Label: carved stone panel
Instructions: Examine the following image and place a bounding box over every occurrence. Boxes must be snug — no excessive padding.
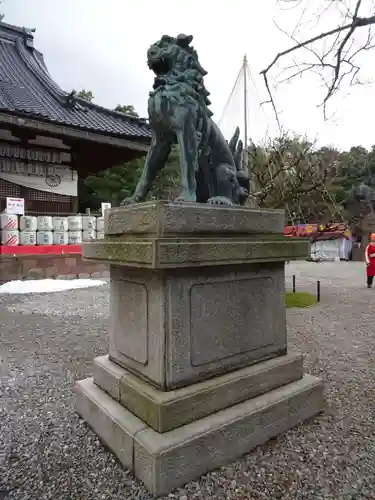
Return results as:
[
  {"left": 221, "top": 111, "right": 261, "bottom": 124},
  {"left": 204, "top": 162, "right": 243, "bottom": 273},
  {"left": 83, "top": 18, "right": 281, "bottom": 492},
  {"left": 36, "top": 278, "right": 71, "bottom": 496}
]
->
[
  {"left": 111, "top": 279, "right": 148, "bottom": 365},
  {"left": 165, "top": 263, "right": 287, "bottom": 389},
  {"left": 189, "top": 277, "right": 275, "bottom": 366},
  {"left": 108, "top": 266, "right": 166, "bottom": 388}
]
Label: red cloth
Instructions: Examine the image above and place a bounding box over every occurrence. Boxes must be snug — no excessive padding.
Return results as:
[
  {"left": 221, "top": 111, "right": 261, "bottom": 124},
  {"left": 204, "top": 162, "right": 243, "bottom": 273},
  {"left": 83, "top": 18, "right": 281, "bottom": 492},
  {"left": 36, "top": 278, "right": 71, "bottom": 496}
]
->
[{"left": 365, "top": 243, "right": 375, "bottom": 276}]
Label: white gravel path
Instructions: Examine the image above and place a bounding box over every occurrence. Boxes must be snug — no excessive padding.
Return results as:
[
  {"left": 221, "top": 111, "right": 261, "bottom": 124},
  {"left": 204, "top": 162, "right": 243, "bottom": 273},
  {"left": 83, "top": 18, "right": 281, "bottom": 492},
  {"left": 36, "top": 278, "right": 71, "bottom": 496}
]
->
[{"left": 1, "top": 262, "right": 375, "bottom": 499}]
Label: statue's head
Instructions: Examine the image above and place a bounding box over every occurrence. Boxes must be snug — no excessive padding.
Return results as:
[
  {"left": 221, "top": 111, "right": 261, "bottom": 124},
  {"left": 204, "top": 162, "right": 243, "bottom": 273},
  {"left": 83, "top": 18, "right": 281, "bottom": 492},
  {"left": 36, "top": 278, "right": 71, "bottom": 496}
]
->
[{"left": 147, "top": 34, "right": 205, "bottom": 76}]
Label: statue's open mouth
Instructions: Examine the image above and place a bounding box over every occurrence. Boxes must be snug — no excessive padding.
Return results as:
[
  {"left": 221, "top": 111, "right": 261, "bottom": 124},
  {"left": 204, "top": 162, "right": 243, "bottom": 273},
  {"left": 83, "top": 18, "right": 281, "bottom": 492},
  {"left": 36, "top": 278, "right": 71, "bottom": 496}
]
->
[{"left": 148, "top": 58, "right": 170, "bottom": 76}]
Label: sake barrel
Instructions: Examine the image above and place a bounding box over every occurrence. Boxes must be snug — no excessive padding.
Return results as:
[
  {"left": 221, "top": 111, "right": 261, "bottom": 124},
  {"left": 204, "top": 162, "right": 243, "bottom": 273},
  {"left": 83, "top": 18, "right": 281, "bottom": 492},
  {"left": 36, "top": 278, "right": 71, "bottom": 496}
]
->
[
  {"left": 96, "top": 231, "right": 105, "bottom": 240},
  {"left": 96, "top": 217, "right": 105, "bottom": 232},
  {"left": 53, "top": 216, "right": 68, "bottom": 232},
  {"left": 68, "top": 231, "right": 83, "bottom": 245},
  {"left": 1, "top": 229, "right": 19, "bottom": 246},
  {"left": 82, "top": 216, "right": 96, "bottom": 230},
  {"left": 19, "top": 231, "right": 36, "bottom": 246},
  {"left": 37, "top": 230, "right": 53, "bottom": 245},
  {"left": 20, "top": 216, "right": 37, "bottom": 231},
  {"left": 67, "top": 215, "right": 82, "bottom": 231},
  {"left": 82, "top": 229, "right": 96, "bottom": 241},
  {"left": 37, "top": 216, "right": 53, "bottom": 231},
  {"left": 53, "top": 231, "right": 69, "bottom": 245},
  {"left": 0, "top": 214, "right": 18, "bottom": 230}
]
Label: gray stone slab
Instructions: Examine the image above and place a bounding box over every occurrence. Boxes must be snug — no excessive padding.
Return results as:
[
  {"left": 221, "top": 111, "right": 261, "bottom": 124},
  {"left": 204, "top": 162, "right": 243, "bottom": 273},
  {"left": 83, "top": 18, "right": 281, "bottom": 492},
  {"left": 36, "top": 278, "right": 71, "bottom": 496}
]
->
[
  {"left": 82, "top": 236, "right": 308, "bottom": 269},
  {"left": 135, "top": 374, "right": 323, "bottom": 496},
  {"left": 108, "top": 263, "right": 288, "bottom": 390},
  {"left": 105, "top": 201, "right": 285, "bottom": 236},
  {"left": 75, "top": 375, "right": 324, "bottom": 497},
  {"left": 93, "top": 352, "right": 304, "bottom": 432},
  {"left": 74, "top": 378, "right": 147, "bottom": 470},
  {"left": 93, "top": 356, "right": 125, "bottom": 400}
]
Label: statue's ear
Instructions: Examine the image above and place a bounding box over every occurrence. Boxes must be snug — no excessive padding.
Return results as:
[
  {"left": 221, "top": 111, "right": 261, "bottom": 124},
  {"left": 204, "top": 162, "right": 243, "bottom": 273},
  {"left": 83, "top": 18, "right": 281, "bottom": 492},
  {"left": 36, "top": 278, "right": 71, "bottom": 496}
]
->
[{"left": 176, "top": 34, "right": 193, "bottom": 47}]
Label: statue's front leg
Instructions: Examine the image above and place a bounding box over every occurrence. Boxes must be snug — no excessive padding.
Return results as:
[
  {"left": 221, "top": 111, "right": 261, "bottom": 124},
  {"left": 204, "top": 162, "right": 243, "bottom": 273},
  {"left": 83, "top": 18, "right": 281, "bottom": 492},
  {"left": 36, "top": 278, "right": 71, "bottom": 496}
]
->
[
  {"left": 121, "top": 134, "right": 171, "bottom": 205},
  {"left": 175, "top": 115, "right": 197, "bottom": 203}
]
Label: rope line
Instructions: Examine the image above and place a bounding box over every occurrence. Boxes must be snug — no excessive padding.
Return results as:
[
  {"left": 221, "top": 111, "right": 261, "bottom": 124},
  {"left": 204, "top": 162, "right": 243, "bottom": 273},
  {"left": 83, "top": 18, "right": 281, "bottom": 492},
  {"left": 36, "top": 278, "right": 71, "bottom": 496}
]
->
[
  {"left": 217, "top": 65, "right": 243, "bottom": 127},
  {"left": 219, "top": 55, "right": 345, "bottom": 226}
]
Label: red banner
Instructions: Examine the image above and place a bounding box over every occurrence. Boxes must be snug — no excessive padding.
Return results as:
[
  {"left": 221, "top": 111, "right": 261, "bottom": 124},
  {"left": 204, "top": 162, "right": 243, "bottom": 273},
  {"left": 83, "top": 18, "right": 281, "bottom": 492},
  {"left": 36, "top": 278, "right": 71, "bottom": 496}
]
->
[{"left": 284, "top": 223, "right": 350, "bottom": 239}]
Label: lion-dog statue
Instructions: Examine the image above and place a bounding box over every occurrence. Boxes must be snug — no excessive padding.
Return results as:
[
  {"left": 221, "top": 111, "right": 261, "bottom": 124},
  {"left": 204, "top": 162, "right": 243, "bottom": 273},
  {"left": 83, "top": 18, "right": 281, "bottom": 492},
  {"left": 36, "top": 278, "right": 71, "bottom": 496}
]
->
[{"left": 121, "top": 34, "right": 250, "bottom": 206}]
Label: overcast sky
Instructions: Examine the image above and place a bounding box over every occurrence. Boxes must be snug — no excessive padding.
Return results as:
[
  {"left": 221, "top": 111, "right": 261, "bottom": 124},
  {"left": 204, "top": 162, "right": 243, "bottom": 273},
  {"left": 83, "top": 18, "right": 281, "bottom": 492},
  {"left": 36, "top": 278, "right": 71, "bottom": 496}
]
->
[{"left": 3, "top": 0, "right": 375, "bottom": 150}]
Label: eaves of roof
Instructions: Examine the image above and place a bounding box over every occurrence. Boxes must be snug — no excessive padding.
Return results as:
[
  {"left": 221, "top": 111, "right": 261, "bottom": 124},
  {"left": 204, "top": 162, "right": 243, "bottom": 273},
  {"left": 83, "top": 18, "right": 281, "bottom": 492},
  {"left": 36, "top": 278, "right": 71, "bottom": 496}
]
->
[{"left": 0, "top": 21, "right": 152, "bottom": 143}]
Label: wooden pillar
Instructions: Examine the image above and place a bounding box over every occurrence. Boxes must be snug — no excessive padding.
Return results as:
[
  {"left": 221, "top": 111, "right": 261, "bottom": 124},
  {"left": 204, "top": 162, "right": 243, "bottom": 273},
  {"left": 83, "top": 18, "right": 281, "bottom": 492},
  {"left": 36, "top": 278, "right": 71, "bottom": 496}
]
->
[{"left": 72, "top": 196, "right": 78, "bottom": 214}]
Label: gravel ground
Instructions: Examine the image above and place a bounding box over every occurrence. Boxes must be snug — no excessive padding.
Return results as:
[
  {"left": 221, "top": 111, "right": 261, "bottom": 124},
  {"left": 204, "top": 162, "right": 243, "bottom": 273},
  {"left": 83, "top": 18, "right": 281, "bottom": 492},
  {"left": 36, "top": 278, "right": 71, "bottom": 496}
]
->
[{"left": 1, "top": 262, "right": 375, "bottom": 499}]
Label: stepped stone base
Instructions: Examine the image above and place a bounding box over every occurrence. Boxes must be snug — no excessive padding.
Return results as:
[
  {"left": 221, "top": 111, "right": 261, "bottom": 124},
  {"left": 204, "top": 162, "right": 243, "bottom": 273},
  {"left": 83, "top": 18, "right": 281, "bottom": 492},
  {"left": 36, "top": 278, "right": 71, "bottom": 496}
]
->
[
  {"left": 93, "top": 352, "right": 304, "bottom": 432},
  {"left": 76, "top": 202, "right": 322, "bottom": 496},
  {"left": 75, "top": 374, "right": 323, "bottom": 496}
]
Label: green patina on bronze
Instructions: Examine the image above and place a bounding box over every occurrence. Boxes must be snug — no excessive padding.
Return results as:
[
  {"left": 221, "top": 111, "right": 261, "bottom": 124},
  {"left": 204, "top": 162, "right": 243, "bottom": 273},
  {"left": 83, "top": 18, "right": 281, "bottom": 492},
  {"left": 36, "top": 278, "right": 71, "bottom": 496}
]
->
[{"left": 121, "top": 34, "right": 249, "bottom": 207}]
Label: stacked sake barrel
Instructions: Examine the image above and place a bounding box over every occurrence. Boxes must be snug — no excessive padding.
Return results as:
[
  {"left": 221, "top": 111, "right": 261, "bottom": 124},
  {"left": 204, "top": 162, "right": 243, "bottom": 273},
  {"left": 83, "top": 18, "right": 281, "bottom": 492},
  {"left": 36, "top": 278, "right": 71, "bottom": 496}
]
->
[
  {"left": 0, "top": 214, "right": 20, "bottom": 246},
  {"left": 0, "top": 214, "right": 105, "bottom": 247}
]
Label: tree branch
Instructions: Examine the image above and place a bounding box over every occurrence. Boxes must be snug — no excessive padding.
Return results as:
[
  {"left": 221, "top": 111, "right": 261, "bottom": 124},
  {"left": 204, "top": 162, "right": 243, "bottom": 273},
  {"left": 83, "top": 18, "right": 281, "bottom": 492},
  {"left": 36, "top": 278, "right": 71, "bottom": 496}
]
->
[{"left": 260, "top": 0, "right": 375, "bottom": 124}]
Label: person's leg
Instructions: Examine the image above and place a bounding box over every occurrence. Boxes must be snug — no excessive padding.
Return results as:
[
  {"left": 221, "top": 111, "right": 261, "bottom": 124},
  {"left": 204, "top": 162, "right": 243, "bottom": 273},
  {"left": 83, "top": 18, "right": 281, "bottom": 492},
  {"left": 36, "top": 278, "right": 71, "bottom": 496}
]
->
[{"left": 367, "top": 275, "right": 374, "bottom": 288}]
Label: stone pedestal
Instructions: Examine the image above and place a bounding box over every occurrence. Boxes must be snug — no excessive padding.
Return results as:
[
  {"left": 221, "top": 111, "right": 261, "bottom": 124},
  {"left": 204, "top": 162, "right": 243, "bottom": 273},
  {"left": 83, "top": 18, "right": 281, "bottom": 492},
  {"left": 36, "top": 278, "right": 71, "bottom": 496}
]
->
[{"left": 75, "top": 201, "right": 323, "bottom": 496}]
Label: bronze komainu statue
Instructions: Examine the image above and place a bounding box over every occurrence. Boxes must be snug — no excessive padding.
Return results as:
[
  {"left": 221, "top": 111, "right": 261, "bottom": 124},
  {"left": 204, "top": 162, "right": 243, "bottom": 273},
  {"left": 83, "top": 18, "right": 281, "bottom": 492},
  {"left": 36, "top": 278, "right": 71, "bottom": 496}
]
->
[{"left": 121, "top": 34, "right": 250, "bottom": 206}]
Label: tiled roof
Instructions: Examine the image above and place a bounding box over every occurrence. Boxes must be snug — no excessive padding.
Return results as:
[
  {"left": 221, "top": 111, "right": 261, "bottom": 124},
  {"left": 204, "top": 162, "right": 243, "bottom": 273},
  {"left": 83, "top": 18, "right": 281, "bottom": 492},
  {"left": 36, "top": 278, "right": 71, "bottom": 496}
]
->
[{"left": 0, "top": 22, "right": 151, "bottom": 140}]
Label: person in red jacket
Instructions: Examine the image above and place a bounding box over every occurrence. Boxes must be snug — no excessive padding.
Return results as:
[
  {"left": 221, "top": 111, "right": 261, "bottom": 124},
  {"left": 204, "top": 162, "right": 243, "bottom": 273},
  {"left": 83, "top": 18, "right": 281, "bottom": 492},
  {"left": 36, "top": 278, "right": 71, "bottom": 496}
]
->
[{"left": 365, "top": 233, "right": 375, "bottom": 288}]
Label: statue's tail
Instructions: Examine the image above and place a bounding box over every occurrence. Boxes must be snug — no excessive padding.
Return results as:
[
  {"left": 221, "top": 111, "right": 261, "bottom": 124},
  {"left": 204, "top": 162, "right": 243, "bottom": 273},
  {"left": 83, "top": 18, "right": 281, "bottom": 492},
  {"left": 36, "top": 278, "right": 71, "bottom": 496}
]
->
[
  {"left": 228, "top": 127, "right": 240, "bottom": 155},
  {"left": 228, "top": 127, "right": 244, "bottom": 171}
]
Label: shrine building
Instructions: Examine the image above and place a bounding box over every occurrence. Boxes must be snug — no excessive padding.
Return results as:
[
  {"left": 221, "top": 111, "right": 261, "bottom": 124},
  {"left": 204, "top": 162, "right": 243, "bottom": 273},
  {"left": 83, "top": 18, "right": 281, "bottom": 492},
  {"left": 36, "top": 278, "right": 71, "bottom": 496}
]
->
[{"left": 0, "top": 21, "right": 151, "bottom": 215}]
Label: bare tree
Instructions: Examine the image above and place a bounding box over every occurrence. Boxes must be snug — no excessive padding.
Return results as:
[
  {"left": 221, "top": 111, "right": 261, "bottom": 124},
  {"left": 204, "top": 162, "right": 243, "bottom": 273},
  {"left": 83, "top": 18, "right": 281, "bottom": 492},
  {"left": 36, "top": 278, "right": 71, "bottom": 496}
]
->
[
  {"left": 261, "top": 0, "right": 375, "bottom": 125},
  {"left": 249, "top": 134, "right": 341, "bottom": 223}
]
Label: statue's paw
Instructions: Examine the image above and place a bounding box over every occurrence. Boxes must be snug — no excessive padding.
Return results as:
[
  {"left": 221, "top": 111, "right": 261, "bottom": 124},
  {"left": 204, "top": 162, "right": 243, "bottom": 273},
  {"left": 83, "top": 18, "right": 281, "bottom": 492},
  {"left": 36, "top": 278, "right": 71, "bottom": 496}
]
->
[
  {"left": 120, "top": 195, "right": 141, "bottom": 206},
  {"left": 207, "top": 196, "right": 234, "bottom": 206}
]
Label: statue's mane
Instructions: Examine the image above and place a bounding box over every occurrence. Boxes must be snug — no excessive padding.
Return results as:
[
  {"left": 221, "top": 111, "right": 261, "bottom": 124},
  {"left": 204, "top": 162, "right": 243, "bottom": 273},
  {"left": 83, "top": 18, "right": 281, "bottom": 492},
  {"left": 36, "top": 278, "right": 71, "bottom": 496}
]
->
[{"left": 160, "top": 34, "right": 213, "bottom": 116}]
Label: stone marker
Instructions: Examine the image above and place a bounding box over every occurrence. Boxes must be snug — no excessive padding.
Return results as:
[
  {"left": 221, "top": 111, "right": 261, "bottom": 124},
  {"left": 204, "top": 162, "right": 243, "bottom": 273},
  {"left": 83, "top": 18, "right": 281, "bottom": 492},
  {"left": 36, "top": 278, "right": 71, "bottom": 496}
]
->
[{"left": 74, "top": 33, "right": 323, "bottom": 497}]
